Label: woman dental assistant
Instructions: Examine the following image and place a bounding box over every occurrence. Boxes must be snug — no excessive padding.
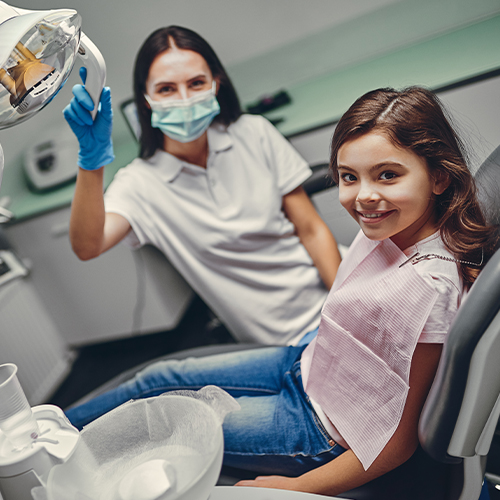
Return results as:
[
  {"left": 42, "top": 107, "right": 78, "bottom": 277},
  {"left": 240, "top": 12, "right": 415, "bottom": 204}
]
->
[{"left": 64, "top": 26, "right": 341, "bottom": 345}]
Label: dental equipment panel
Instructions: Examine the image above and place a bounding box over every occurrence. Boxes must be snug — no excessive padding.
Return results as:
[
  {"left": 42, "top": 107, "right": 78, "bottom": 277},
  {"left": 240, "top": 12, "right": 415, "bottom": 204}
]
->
[
  {"left": 0, "top": 366, "right": 80, "bottom": 500},
  {"left": 23, "top": 133, "right": 79, "bottom": 191}
]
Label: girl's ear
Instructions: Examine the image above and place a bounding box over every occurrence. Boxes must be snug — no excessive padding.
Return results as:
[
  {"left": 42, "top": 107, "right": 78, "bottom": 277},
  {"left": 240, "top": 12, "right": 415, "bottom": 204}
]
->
[{"left": 433, "top": 170, "right": 451, "bottom": 195}]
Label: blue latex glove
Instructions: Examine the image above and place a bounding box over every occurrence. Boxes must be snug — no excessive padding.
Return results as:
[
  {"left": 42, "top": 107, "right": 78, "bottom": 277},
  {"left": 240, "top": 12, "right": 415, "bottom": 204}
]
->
[{"left": 63, "top": 67, "right": 115, "bottom": 171}]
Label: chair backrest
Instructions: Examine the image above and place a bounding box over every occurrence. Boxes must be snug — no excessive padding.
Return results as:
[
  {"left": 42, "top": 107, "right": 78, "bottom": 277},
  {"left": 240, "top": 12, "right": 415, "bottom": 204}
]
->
[
  {"left": 301, "top": 163, "right": 334, "bottom": 196},
  {"left": 417, "top": 145, "right": 500, "bottom": 499},
  {"left": 419, "top": 246, "right": 500, "bottom": 461},
  {"left": 475, "top": 144, "right": 500, "bottom": 228}
]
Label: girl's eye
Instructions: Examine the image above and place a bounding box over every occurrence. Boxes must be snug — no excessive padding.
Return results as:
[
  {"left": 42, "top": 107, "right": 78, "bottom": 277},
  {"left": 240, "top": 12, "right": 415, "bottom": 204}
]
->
[
  {"left": 340, "top": 173, "right": 357, "bottom": 183},
  {"left": 380, "top": 171, "right": 396, "bottom": 180}
]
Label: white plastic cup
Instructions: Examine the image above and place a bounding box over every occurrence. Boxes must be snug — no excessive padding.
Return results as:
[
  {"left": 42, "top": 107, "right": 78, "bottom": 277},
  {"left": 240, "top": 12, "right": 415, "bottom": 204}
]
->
[{"left": 0, "top": 363, "right": 40, "bottom": 449}]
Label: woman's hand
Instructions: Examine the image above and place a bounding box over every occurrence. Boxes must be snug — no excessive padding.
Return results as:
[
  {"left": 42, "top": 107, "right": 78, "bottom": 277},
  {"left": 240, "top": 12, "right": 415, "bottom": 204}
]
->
[
  {"left": 63, "top": 67, "right": 115, "bottom": 171},
  {"left": 236, "top": 475, "right": 301, "bottom": 491}
]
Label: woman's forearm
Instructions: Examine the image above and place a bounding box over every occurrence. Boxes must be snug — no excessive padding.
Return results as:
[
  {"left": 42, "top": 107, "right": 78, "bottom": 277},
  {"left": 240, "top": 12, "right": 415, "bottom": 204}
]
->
[
  {"left": 282, "top": 187, "right": 341, "bottom": 290},
  {"left": 69, "top": 167, "right": 106, "bottom": 260},
  {"left": 299, "top": 222, "right": 341, "bottom": 290}
]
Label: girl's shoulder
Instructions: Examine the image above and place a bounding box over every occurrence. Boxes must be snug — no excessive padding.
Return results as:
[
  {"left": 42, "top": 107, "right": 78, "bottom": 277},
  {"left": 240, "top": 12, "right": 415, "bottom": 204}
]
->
[{"left": 406, "top": 233, "right": 463, "bottom": 296}]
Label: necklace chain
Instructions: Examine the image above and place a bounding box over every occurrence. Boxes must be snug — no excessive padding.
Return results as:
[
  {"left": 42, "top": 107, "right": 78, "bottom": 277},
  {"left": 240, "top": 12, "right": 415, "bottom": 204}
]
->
[{"left": 400, "top": 250, "right": 484, "bottom": 268}]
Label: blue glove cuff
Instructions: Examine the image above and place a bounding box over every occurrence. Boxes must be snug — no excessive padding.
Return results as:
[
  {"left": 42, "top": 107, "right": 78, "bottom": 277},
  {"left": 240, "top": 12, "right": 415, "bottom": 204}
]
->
[{"left": 78, "top": 140, "right": 115, "bottom": 171}]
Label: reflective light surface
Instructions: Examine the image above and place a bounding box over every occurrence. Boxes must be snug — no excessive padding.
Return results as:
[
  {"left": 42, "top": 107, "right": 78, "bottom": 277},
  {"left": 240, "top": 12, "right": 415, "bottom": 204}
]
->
[{"left": 0, "top": 11, "right": 81, "bottom": 129}]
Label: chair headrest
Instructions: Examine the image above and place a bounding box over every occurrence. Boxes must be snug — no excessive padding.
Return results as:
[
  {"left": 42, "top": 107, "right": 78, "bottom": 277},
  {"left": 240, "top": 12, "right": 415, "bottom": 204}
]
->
[{"left": 475, "top": 144, "right": 500, "bottom": 227}]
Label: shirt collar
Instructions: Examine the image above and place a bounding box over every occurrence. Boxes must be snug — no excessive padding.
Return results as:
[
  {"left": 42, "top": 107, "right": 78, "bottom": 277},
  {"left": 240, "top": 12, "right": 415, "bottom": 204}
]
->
[
  {"left": 207, "top": 122, "right": 233, "bottom": 153},
  {"left": 148, "top": 149, "right": 184, "bottom": 183},
  {"left": 402, "top": 231, "right": 441, "bottom": 256},
  {"left": 149, "top": 123, "right": 233, "bottom": 183}
]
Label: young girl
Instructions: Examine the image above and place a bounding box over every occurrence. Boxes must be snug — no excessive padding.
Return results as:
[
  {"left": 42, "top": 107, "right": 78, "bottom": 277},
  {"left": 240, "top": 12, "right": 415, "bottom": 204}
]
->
[{"left": 66, "top": 87, "right": 494, "bottom": 496}]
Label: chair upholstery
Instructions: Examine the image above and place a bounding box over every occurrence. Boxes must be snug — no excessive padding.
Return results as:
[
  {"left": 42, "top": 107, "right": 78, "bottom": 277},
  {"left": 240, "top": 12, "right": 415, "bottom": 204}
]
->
[
  {"left": 302, "top": 163, "right": 335, "bottom": 196},
  {"left": 419, "top": 251, "right": 500, "bottom": 464},
  {"left": 68, "top": 344, "right": 259, "bottom": 409},
  {"left": 475, "top": 144, "right": 500, "bottom": 228},
  {"left": 417, "top": 244, "right": 500, "bottom": 500}
]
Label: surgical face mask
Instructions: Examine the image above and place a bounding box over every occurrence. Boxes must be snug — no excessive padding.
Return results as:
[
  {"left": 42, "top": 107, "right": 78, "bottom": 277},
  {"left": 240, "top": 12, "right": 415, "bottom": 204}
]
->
[{"left": 145, "top": 81, "right": 220, "bottom": 143}]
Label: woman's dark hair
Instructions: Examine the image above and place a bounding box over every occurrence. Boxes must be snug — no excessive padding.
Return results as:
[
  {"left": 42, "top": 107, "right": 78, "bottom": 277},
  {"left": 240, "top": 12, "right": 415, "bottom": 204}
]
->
[
  {"left": 133, "top": 26, "right": 242, "bottom": 159},
  {"left": 330, "top": 86, "right": 494, "bottom": 286}
]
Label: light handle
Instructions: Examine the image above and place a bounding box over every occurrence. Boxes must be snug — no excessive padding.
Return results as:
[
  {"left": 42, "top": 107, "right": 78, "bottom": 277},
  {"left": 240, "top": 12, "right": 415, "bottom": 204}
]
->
[{"left": 78, "top": 32, "right": 106, "bottom": 120}]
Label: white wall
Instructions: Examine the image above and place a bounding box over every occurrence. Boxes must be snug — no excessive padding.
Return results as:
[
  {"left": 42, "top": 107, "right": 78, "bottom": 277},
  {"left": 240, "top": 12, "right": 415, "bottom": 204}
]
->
[
  {"left": 291, "top": 75, "right": 500, "bottom": 171},
  {"left": 440, "top": 77, "right": 500, "bottom": 173},
  {"left": 290, "top": 75, "right": 500, "bottom": 247}
]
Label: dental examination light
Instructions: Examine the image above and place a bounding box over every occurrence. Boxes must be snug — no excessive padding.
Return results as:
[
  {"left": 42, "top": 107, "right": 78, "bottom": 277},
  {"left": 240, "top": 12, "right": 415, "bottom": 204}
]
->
[
  {"left": 0, "top": 1, "right": 105, "bottom": 128},
  {"left": 0, "top": 0, "right": 106, "bottom": 200},
  {"left": 0, "top": 3, "right": 105, "bottom": 499}
]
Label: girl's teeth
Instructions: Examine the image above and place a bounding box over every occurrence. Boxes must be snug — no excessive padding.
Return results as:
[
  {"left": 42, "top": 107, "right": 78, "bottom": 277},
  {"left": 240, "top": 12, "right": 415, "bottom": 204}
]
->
[{"left": 363, "top": 213, "right": 383, "bottom": 218}]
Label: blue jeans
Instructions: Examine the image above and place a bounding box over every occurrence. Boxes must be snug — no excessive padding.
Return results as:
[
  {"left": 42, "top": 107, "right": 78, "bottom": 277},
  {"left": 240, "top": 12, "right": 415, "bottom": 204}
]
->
[{"left": 65, "top": 344, "right": 345, "bottom": 475}]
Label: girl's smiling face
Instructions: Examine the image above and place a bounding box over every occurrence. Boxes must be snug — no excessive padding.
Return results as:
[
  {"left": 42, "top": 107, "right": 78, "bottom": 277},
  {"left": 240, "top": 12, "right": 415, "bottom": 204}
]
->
[{"left": 337, "top": 131, "right": 449, "bottom": 250}]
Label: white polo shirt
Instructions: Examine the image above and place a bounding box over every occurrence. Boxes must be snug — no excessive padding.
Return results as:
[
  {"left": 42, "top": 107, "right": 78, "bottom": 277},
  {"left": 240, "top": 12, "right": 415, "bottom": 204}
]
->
[{"left": 104, "top": 114, "right": 328, "bottom": 344}]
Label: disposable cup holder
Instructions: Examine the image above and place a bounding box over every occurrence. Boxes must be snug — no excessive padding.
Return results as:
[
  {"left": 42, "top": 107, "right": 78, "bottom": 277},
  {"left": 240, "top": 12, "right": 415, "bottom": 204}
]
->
[{"left": 0, "top": 363, "right": 39, "bottom": 449}]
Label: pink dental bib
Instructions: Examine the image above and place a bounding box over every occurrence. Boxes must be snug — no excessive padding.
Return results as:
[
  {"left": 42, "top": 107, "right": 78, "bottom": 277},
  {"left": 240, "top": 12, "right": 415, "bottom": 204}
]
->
[{"left": 304, "top": 231, "right": 438, "bottom": 469}]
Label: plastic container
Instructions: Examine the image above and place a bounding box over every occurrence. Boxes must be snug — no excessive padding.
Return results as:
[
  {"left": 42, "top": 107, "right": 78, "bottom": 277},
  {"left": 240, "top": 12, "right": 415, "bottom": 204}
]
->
[
  {"left": 0, "top": 363, "right": 39, "bottom": 449},
  {"left": 44, "top": 386, "right": 239, "bottom": 500},
  {"left": 0, "top": 405, "right": 80, "bottom": 500}
]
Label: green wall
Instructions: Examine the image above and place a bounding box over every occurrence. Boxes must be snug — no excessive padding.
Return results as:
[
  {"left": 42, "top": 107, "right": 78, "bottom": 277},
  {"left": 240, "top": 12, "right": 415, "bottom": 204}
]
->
[{"left": 3, "top": 0, "right": 500, "bottom": 221}]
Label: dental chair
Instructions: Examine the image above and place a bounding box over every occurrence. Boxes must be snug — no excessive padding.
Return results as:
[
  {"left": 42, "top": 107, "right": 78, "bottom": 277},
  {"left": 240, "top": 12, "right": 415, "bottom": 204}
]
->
[
  {"left": 302, "top": 162, "right": 333, "bottom": 195},
  {"left": 68, "top": 146, "right": 500, "bottom": 499}
]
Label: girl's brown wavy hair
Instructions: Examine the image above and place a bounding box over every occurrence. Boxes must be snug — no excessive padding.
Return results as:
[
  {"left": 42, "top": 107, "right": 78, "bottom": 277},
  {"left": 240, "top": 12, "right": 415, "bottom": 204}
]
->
[{"left": 330, "top": 86, "right": 495, "bottom": 286}]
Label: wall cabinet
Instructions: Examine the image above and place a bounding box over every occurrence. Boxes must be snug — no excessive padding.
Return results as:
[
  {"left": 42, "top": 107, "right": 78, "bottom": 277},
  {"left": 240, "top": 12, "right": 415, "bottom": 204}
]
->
[
  {"left": 0, "top": 276, "right": 72, "bottom": 405},
  {"left": 4, "top": 206, "right": 193, "bottom": 347}
]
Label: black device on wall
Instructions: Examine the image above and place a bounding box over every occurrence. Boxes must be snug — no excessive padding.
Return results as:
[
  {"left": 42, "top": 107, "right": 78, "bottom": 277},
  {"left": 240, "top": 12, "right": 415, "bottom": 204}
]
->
[{"left": 120, "top": 99, "right": 141, "bottom": 142}]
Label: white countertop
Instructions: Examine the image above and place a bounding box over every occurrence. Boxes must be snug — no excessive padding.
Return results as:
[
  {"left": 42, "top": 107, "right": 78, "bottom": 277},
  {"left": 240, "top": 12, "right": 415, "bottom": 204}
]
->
[{"left": 209, "top": 486, "right": 350, "bottom": 499}]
